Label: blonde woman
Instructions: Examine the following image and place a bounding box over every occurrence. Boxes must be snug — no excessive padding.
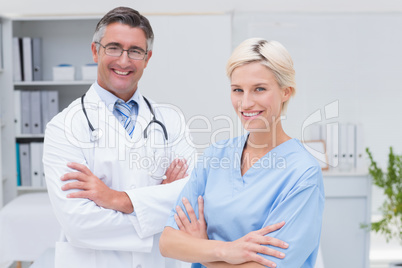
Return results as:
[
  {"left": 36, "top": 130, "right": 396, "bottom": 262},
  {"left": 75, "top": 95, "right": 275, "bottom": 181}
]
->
[{"left": 160, "top": 38, "right": 324, "bottom": 268}]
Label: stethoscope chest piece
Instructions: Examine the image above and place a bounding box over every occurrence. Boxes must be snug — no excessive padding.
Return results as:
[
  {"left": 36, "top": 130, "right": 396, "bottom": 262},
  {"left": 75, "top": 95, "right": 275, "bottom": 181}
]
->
[{"left": 90, "top": 128, "right": 102, "bottom": 142}]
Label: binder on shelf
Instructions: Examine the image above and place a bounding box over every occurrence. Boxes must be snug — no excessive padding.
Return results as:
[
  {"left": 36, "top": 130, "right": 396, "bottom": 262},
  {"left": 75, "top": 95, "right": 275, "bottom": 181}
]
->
[
  {"left": 20, "top": 91, "right": 31, "bottom": 134},
  {"left": 12, "top": 37, "right": 22, "bottom": 81},
  {"left": 14, "top": 90, "right": 22, "bottom": 136},
  {"left": 30, "top": 91, "right": 42, "bottom": 134},
  {"left": 326, "top": 123, "right": 339, "bottom": 168},
  {"left": 30, "top": 142, "right": 43, "bottom": 187},
  {"left": 346, "top": 124, "right": 356, "bottom": 169},
  {"left": 16, "top": 143, "right": 21, "bottom": 186},
  {"left": 41, "top": 91, "right": 59, "bottom": 132},
  {"left": 355, "top": 123, "right": 366, "bottom": 171},
  {"left": 32, "top": 37, "right": 42, "bottom": 81},
  {"left": 19, "top": 143, "right": 31, "bottom": 186},
  {"left": 40, "top": 143, "right": 45, "bottom": 187},
  {"left": 22, "top": 37, "right": 33, "bottom": 82},
  {"left": 40, "top": 91, "right": 49, "bottom": 133},
  {"left": 48, "top": 91, "right": 59, "bottom": 119},
  {"left": 338, "top": 123, "right": 349, "bottom": 170}
]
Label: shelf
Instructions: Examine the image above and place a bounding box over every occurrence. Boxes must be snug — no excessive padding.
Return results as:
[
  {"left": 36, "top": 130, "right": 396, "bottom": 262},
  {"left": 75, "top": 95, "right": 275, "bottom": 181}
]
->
[
  {"left": 322, "top": 170, "right": 368, "bottom": 177},
  {"left": 16, "top": 134, "right": 45, "bottom": 139},
  {"left": 17, "top": 186, "right": 47, "bottom": 191},
  {"left": 14, "top": 80, "right": 94, "bottom": 86},
  {"left": 6, "top": 14, "right": 102, "bottom": 21}
]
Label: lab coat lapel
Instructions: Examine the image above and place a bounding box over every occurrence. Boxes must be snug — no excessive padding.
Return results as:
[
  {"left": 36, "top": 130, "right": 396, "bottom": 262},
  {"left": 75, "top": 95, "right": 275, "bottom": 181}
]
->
[
  {"left": 130, "top": 92, "right": 152, "bottom": 148},
  {"left": 85, "top": 88, "right": 152, "bottom": 150}
]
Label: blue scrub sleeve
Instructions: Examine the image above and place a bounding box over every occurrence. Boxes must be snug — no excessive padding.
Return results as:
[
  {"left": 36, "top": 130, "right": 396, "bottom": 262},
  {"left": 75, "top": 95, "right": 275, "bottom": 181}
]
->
[
  {"left": 260, "top": 166, "right": 325, "bottom": 268},
  {"left": 165, "top": 146, "right": 212, "bottom": 229}
]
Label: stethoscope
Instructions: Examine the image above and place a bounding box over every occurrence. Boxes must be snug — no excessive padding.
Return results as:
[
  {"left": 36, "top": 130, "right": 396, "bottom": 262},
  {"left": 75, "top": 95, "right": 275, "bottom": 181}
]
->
[{"left": 81, "top": 93, "right": 169, "bottom": 180}]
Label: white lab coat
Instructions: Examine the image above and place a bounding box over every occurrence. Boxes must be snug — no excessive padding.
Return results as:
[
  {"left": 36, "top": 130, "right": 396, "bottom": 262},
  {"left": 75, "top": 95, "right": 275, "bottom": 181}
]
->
[{"left": 43, "top": 85, "right": 196, "bottom": 268}]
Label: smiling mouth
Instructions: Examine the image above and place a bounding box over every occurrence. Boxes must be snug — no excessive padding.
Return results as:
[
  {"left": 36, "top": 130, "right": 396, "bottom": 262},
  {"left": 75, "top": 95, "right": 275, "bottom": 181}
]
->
[
  {"left": 242, "top": 111, "right": 262, "bottom": 118},
  {"left": 113, "top": 69, "right": 131, "bottom": 75}
]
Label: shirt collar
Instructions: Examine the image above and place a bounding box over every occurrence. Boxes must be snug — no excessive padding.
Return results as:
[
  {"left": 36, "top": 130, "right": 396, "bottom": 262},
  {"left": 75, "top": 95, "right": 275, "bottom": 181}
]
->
[{"left": 93, "top": 81, "right": 140, "bottom": 113}]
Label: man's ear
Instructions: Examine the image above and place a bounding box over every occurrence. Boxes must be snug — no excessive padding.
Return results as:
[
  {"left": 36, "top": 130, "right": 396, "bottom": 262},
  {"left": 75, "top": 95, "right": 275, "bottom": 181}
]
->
[
  {"left": 144, "top": 50, "right": 152, "bottom": 68},
  {"left": 91, "top": 42, "right": 99, "bottom": 63}
]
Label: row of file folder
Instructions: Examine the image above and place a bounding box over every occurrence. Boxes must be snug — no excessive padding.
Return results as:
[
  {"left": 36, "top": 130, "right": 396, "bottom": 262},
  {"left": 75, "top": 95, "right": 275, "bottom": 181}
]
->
[
  {"left": 303, "top": 123, "right": 365, "bottom": 171},
  {"left": 16, "top": 142, "right": 45, "bottom": 187},
  {"left": 14, "top": 90, "right": 59, "bottom": 135},
  {"left": 13, "top": 37, "right": 42, "bottom": 82}
]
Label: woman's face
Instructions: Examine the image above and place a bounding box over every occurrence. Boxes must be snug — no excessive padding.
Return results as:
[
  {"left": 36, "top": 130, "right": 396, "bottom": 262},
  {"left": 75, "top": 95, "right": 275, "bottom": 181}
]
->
[{"left": 230, "top": 62, "right": 291, "bottom": 133}]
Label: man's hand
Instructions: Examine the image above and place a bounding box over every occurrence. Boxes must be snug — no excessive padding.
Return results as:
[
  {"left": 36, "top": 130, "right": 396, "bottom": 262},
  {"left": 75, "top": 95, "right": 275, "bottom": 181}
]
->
[
  {"left": 163, "top": 158, "right": 188, "bottom": 184},
  {"left": 61, "top": 162, "right": 133, "bottom": 213},
  {"left": 175, "top": 196, "right": 208, "bottom": 239}
]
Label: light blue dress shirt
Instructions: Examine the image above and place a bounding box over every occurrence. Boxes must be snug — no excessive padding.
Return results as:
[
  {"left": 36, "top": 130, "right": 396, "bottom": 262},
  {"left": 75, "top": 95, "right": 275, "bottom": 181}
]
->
[
  {"left": 166, "top": 135, "right": 325, "bottom": 268},
  {"left": 93, "top": 81, "right": 139, "bottom": 127}
]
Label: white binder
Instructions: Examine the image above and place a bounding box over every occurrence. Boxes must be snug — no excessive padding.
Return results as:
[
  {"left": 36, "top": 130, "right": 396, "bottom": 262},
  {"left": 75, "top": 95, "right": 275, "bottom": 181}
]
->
[
  {"left": 41, "top": 91, "right": 59, "bottom": 132},
  {"left": 22, "top": 37, "right": 33, "bottom": 82},
  {"left": 39, "top": 142, "right": 45, "bottom": 187},
  {"left": 326, "top": 123, "right": 339, "bottom": 168},
  {"left": 48, "top": 91, "right": 59, "bottom": 121},
  {"left": 40, "top": 91, "right": 49, "bottom": 133},
  {"left": 32, "top": 37, "right": 42, "bottom": 81},
  {"left": 19, "top": 143, "right": 31, "bottom": 186},
  {"left": 338, "top": 123, "right": 349, "bottom": 171},
  {"left": 30, "top": 91, "right": 42, "bottom": 134},
  {"left": 21, "top": 91, "right": 31, "bottom": 134},
  {"left": 355, "top": 123, "right": 366, "bottom": 172},
  {"left": 14, "top": 90, "right": 22, "bottom": 136},
  {"left": 346, "top": 124, "right": 356, "bottom": 169},
  {"left": 12, "top": 37, "right": 22, "bottom": 82},
  {"left": 30, "top": 142, "right": 43, "bottom": 187}
]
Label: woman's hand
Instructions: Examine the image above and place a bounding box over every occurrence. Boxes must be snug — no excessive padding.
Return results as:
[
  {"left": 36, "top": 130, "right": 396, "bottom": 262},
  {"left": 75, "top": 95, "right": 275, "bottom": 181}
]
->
[
  {"left": 174, "top": 196, "right": 208, "bottom": 239},
  {"left": 216, "top": 221, "right": 288, "bottom": 267}
]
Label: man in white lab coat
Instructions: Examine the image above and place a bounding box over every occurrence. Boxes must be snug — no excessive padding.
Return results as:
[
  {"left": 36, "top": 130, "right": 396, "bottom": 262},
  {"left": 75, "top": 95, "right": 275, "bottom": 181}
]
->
[{"left": 43, "top": 6, "right": 195, "bottom": 268}]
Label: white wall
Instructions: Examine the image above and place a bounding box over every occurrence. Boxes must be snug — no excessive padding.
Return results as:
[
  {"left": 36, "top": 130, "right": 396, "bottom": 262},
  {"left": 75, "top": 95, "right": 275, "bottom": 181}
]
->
[{"left": 2, "top": 0, "right": 402, "bottom": 15}]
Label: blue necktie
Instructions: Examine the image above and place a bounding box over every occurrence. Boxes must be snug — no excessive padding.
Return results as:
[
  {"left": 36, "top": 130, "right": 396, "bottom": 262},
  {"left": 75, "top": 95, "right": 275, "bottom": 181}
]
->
[{"left": 114, "top": 99, "right": 136, "bottom": 137}]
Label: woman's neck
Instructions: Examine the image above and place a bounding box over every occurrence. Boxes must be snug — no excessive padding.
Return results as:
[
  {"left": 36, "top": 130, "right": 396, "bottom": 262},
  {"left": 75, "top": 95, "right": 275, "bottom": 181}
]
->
[{"left": 246, "top": 123, "right": 290, "bottom": 154}]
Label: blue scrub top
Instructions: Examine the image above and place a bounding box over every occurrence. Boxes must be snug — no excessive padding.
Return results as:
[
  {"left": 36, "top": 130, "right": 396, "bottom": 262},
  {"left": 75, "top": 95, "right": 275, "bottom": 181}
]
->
[{"left": 166, "top": 135, "right": 325, "bottom": 268}]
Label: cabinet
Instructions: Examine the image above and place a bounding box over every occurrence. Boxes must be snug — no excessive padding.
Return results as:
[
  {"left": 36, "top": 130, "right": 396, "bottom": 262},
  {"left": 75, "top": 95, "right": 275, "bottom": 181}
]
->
[
  {"left": 321, "top": 172, "right": 371, "bottom": 268},
  {"left": 0, "top": 15, "right": 100, "bottom": 207}
]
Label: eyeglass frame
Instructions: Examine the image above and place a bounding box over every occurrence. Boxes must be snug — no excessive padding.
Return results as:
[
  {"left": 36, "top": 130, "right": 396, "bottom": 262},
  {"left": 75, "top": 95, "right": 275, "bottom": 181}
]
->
[{"left": 95, "top": 41, "right": 148, "bottom": 60}]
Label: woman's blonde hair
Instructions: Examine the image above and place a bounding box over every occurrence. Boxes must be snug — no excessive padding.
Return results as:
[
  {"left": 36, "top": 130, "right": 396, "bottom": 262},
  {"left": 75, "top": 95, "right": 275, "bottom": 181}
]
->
[{"left": 226, "top": 38, "right": 296, "bottom": 114}]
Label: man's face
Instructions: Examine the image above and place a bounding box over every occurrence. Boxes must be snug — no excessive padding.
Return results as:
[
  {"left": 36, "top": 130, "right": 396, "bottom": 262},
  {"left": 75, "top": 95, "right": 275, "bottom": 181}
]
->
[{"left": 92, "top": 22, "right": 152, "bottom": 101}]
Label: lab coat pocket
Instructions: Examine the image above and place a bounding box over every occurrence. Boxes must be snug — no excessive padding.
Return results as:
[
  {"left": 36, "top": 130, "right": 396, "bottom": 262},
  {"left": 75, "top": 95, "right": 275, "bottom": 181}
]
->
[{"left": 55, "top": 242, "right": 96, "bottom": 268}]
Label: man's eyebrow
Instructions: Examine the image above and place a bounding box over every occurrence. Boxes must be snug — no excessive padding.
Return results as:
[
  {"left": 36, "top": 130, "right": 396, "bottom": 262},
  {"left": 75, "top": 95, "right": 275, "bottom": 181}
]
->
[
  {"left": 104, "top": 42, "right": 122, "bottom": 47},
  {"left": 104, "top": 42, "right": 146, "bottom": 52},
  {"left": 129, "top": 46, "right": 146, "bottom": 52}
]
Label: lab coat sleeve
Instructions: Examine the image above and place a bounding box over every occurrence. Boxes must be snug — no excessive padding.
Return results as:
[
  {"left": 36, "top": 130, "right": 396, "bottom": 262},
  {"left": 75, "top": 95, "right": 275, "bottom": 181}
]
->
[
  {"left": 260, "top": 166, "right": 325, "bottom": 268},
  {"left": 43, "top": 104, "right": 153, "bottom": 252},
  {"left": 125, "top": 121, "right": 197, "bottom": 238}
]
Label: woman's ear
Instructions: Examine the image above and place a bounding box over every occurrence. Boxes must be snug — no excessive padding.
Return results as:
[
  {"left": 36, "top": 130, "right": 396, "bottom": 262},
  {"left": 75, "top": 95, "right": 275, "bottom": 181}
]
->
[{"left": 282, "top": 87, "right": 293, "bottom": 103}]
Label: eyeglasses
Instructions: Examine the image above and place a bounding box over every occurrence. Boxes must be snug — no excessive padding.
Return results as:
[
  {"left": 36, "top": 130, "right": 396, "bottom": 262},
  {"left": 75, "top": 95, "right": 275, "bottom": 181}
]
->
[{"left": 95, "top": 42, "right": 148, "bottom": 60}]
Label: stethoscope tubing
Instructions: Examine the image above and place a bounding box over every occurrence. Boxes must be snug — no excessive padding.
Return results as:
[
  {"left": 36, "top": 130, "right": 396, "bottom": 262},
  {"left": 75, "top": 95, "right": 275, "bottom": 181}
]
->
[
  {"left": 80, "top": 93, "right": 168, "bottom": 141},
  {"left": 81, "top": 93, "right": 169, "bottom": 180}
]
